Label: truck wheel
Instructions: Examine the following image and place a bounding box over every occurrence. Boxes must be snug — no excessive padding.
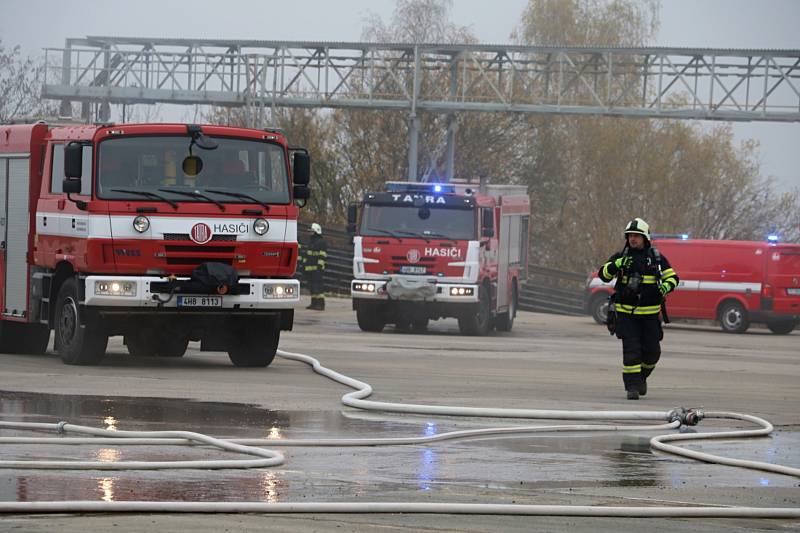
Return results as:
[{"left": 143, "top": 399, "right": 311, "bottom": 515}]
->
[
  {"left": 227, "top": 317, "right": 280, "bottom": 367},
  {"left": 767, "top": 319, "right": 796, "bottom": 335},
  {"left": 356, "top": 304, "right": 385, "bottom": 332},
  {"left": 55, "top": 278, "right": 108, "bottom": 365},
  {"left": 590, "top": 293, "right": 610, "bottom": 325},
  {"left": 458, "top": 285, "right": 491, "bottom": 336},
  {"left": 718, "top": 300, "right": 750, "bottom": 334},
  {"left": 495, "top": 283, "right": 517, "bottom": 332}
]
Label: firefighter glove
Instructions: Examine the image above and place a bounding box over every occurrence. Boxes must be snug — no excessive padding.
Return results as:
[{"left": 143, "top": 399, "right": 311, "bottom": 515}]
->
[
  {"left": 659, "top": 283, "right": 670, "bottom": 296},
  {"left": 614, "top": 256, "right": 633, "bottom": 270}
]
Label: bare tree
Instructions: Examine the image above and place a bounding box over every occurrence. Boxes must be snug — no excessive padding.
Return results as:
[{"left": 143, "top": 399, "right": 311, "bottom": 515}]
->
[
  {"left": 514, "top": 0, "right": 799, "bottom": 272},
  {"left": 0, "top": 40, "right": 58, "bottom": 122}
]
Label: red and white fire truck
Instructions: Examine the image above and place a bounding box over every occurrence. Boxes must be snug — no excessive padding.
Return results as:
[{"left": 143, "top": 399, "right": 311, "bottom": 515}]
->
[
  {"left": 0, "top": 121, "right": 310, "bottom": 365},
  {"left": 347, "top": 181, "right": 530, "bottom": 335},
  {"left": 586, "top": 237, "right": 800, "bottom": 334}
]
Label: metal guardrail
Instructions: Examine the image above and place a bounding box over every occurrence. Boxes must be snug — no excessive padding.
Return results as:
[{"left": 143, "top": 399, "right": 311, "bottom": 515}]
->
[{"left": 299, "top": 230, "right": 587, "bottom": 316}]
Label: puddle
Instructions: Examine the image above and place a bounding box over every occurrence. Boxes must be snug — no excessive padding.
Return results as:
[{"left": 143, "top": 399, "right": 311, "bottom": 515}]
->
[{"left": 1, "top": 391, "right": 798, "bottom": 503}]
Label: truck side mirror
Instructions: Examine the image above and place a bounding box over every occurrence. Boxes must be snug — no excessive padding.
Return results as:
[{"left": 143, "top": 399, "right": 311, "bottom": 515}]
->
[
  {"left": 63, "top": 142, "right": 83, "bottom": 194},
  {"left": 293, "top": 184, "right": 310, "bottom": 201},
  {"left": 481, "top": 209, "right": 494, "bottom": 238},
  {"left": 293, "top": 152, "right": 310, "bottom": 185},
  {"left": 346, "top": 203, "right": 358, "bottom": 236}
]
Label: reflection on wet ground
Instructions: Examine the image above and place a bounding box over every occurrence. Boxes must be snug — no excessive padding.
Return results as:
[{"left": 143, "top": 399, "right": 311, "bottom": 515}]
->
[{"left": 0, "top": 391, "right": 798, "bottom": 504}]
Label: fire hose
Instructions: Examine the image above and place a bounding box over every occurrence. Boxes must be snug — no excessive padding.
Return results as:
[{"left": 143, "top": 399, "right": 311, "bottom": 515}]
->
[{"left": 0, "top": 348, "right": 796, "bottom": 518}]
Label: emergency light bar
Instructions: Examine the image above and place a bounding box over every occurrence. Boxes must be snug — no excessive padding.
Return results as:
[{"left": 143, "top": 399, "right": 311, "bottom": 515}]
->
[
  {"left": 651, "top": 233, "right": 690, "bottom": 240},
  {"left": 385, "top": 181, "right": 455, "bottom": 194}
]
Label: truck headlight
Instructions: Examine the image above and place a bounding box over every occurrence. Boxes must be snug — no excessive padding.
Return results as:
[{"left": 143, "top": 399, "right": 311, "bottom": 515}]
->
[
  {"left": 263, "top": 283, "right": 296, "bottom": 299},
  {"left": 353, "top": 282, "right": 376, "bottom": 293},
  {"left": 449, "top": 286, "right": 474, "bottom": 296},
  {"left": 95, "top": 280, "right": 137, "bottom": 297},
  {"left": 253, "top": 218, "right": 269, "bottom": 235},
  {"left": 133, "top": 216, "right": 150, "bottom": 233}
]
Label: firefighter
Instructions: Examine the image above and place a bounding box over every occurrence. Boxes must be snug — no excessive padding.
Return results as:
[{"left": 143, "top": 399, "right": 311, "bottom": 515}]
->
[
  {"left": 300, "top": 222, "right": 328, "bottom": 310},
  {"left": 598, "top": 218, "right": 679, "bottom": 400}
]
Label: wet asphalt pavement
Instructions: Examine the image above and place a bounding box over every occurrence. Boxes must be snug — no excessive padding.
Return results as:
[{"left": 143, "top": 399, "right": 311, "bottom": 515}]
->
[{"left": 0, "top": 297, "right": 798, "bottom": 531}]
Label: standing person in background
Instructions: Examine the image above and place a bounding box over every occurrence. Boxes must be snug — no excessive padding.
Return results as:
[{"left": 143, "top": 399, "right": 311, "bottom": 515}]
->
[
  {"left": 300, "top": 223, "right": 328, "bottom": 310},
  {"left": 598, "top": 218, "right": 679, "bottom": 400}
]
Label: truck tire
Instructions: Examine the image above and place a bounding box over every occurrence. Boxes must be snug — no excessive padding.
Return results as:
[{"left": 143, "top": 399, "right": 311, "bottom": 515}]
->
[
  {"left": 458, "top": 285, "right": 491, "bottom": 336},
  {"left": 55, "top": 278, "right": 108, "bottom": 365},
  {"left": 227, "top": 317, "right": 280, "bottom": 367},
  {"left": 590, "top": 293, "right": 610, "bottom": 325},
  {"left": 767, "top": 319, "right": 796, "bottom": 335},
  {"left": 718, "top": 300, "right": 750, "bottom": 334},
  {"left": 495, "top": 283, "right": 517, "bottom": 332},
  {"left": 356, "top": 304, "right": 385, "bottom": 332}
]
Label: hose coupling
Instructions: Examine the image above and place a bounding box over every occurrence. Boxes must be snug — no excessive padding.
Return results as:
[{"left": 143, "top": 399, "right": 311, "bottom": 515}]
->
[
  {"left": 668, "top": 407, "right": 704, "bottom": 426},
  {"left": 56, "top": 421, "right": 68, "bottom": 434}
]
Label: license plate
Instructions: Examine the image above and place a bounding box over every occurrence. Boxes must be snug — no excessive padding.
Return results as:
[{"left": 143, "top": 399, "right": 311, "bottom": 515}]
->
[
  {"left": 177, "top": 295, "right": 223, "bottom": 307},
  {"left": 787, "top": 288, "right": 800, "bottom": 296},
  {"left": 400, "top": 266, "right": 426, "bottom": 274}
]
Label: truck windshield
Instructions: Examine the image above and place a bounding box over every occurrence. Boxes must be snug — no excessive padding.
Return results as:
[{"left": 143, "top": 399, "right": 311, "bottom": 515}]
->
[
  {"left": 97, "top": 136, "right": 289, "bottom": 204},
  {"left": 360, "top": 204, "right": 475, "bottom": 240}
]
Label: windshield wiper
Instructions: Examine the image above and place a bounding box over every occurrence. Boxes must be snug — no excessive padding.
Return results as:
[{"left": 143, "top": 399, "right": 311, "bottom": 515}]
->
[
  {"left": 109, "top": 188, "right": 179, "bottom": 209},
  {"left": 423, "top": 231, "right": 456, "bottom": 241},
  {"left": 397, "top": 230, "right": 431, "bottom": 242},
  {"left": 158, "top": 187, "right": 226, "bottom": 211},
  {"left": 204, "top": 188, "right": 270, "bottom": 211},
  {"left": 369, "top": 228, "right": 403, "bottom": 240}
]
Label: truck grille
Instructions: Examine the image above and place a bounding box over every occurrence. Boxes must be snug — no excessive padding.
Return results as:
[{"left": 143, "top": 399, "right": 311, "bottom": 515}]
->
[
  {"left": 163, "top": 244, "right": 236, "bottom": 266},
  {"left": 163, "top": 233, "right": 238, "bottom": 242}
]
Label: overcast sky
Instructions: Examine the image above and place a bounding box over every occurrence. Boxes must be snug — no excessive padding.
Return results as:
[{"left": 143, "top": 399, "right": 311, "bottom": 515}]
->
[{"left": 1, "top": 0, "right": 797, "bottom": 191}]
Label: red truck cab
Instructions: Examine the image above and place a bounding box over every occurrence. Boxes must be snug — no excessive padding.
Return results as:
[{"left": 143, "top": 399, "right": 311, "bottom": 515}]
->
[{"left": 349, "top": 181, "right": 530, "bottom": 335}]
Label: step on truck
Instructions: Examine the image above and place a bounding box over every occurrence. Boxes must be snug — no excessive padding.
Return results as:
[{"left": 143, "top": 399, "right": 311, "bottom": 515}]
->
[
  {"left": 0, "top": 122, "right": 311, "bottom": 365},
  {"left": 348, "top": 181, "right": 530, "bottom": 335}
]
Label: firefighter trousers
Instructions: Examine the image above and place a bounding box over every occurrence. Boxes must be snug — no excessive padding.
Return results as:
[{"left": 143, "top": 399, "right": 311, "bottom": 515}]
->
[{"left": 615, "top": 313, "right": 662, "bottom": 391}]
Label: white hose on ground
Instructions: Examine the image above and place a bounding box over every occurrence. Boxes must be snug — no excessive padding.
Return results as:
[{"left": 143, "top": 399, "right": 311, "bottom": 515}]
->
[
  {"left": 276, "top": 349, "right": 675, "bottom": 421},
  {"left": 650, "top": 411, "right": 800, "bottom": 477},
  {"left": 0, "top": 421, "right": 283, "bottom": 470},
  {"left": 0, "top": 501, "right": 798, "bottom": 518},
  {"left": 0, "top": 348, "right": 797, "bottom": 518}
]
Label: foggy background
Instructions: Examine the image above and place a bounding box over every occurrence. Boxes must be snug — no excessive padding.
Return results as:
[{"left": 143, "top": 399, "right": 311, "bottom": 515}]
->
[{"left": 1, "top": 0, "right": 797, "bottom": 192}]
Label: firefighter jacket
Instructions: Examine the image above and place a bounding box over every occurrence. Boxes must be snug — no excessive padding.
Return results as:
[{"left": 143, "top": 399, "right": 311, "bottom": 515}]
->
[
  {"left": 598, "top": 246, "right": 679, "bottom": 316},
  {"left": 299, "top": 234, "right": 328, "bottom": 273}
]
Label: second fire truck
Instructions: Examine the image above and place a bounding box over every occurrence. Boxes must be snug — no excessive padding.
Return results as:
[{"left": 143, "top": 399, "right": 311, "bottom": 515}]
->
[{"left": 348, "top": 181, "right": 530, "bottom": 335}]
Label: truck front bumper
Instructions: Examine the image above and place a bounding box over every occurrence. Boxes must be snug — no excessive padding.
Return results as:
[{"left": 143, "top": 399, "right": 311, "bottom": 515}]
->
[
  {"left": 83, "top": 275, "right": 299, "bottom": 309},
  {"left": 351, "top": 278, "right": 479, "bottom": 303}
]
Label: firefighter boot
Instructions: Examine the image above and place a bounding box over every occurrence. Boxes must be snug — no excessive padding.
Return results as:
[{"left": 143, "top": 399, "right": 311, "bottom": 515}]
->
[
  {"left": 627, "top": 389, "right": 640, "bottom": 400},
  {"left": 307, "top": 297, "right": 325, "bottom": 311},
  {"left": 638, "top": 380, "right": 647, "bottom": 396}
]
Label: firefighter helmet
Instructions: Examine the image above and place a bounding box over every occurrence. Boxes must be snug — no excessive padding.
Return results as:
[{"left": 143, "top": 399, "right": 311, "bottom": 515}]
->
[
  {"left": 624, "top": 218, "right": 650, "bottom": 240},
  {"left": 311, "top": 222, "right": 322, "bottom": 235}
]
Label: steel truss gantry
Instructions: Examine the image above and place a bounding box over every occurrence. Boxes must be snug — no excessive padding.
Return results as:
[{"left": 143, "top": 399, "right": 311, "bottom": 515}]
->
[{"left": 43, "top": 36, "right": 800, "bottom": 180}]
